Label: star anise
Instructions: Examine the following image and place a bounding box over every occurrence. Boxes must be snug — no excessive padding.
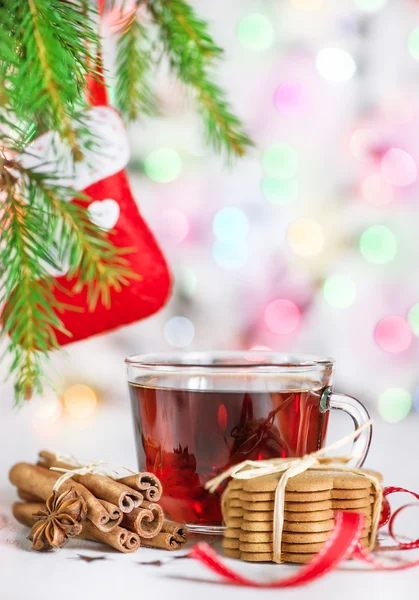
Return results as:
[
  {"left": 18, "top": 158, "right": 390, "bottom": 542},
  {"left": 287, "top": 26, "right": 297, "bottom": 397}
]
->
[{"left": 29, "top": 488, "right": 87, "bottom": 552}]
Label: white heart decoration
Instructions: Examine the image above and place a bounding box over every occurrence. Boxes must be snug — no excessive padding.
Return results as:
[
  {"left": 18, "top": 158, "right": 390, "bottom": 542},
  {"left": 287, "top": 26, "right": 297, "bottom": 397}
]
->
[{"left": 88, "top": 199, "right": 120, "bottom": 231}]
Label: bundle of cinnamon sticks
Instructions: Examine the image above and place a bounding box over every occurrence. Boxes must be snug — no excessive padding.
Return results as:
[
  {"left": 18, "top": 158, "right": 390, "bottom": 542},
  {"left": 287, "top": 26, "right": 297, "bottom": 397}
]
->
[{"left": 10, "top": 451, "right": 187, "bottom": 554}]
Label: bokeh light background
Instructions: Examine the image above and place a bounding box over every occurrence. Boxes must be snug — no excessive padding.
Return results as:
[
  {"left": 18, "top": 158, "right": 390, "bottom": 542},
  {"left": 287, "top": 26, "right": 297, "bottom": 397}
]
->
[{"left": 4, "top": 0, "right": 419, "bottom": 430}]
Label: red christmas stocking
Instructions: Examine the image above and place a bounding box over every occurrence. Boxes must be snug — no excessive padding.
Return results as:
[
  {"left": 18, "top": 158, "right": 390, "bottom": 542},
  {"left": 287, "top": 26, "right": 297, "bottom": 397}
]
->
[{"left": 15, "top": 103, "right": 171, "bottom": 345}]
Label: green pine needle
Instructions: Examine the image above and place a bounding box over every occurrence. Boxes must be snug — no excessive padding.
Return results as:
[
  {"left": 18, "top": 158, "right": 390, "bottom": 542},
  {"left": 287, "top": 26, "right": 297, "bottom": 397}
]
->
[
  {"left": 115, "top": 14, "right": 156, "bottom": 121},
  {"left": 149, "top": 0, "right": 253, "bottom": 158}
]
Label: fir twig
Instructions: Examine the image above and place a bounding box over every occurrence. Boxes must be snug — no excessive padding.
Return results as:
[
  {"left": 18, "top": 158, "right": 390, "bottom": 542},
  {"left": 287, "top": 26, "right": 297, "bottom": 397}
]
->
[
  {"left": 0, "top": 170, "right": 70, "bottom": 402},
  {"left": 5, "top": 0, "right": 99, "bottom": 154},
  {"left": 115, "top": 13, "right": 156, "bottom": 121},
  {"left": 149, "top": 0, "right": 253, "bottom": 158}
]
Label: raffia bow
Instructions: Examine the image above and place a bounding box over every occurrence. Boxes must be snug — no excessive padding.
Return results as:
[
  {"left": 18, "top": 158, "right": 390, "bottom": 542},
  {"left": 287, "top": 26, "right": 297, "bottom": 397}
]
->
[
  {"left": 205, "top": 421, "right": 382, "bottom": 564},
  {"left": 51, "top": 454, "right": 135, "bottom": 491}
]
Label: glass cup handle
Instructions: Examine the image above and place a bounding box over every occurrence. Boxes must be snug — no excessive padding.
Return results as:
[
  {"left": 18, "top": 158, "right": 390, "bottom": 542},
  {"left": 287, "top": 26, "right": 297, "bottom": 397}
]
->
[{"left": 321, "top": 388, "right": 372, "bottom": 467}]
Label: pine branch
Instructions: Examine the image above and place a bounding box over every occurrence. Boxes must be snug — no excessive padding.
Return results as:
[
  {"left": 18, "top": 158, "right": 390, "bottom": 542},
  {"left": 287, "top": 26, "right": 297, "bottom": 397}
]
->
[
  {"left": 4, "top": 0, "right": 99, "bottom": 154},
  {"left": 149, "top": 0, "right": 253, "bottom": 158},
  {"left": 0, "top": 171, "right": 70, "bottom": 403},
  {"left": 115, "top": 14, "right": 155, "bottom": 121}
]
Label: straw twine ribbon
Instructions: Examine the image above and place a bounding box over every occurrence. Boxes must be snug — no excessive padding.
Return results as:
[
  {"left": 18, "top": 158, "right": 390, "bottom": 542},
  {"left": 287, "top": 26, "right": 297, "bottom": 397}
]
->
[
  {"left": 51, "top": 454, "right": 135, "bottom": 491},
  {"left": 205, "top": 421, "right": 382, "bottom": 564}
]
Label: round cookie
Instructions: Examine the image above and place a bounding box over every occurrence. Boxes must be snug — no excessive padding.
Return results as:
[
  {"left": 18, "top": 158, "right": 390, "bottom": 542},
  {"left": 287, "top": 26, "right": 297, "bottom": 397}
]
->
[
  {"left": 282, "top": 530, "right": 331, "bottom": 543},
  {"left": 242, "top": 500, "right": 275, "bottom": 512},
  {"left": 227, "top": 498, "right": 243, "bottom": 508},
  {"left": 240, "top": 552, "right": 273, "bottom": 562},
  {"left": 222, "top": 537, "right": 240, "bottom": 550},
  {"left": 285, "top": 490, "right": 331, "bottom": 502},
  {"left": 240, "top": 531, "right": 273, "bottom": 543},
  {"left": 331, "top": 488, "right": 371, "bottom": 500},
  {"left": 281, "top": 541, "right": 326, "bottom": 553},
  {"left": 332, "top": 497, "right": 372, "bottom": 509},
  {"left": 239, "top": 542, "right": 273, "bottom": 553},
  {"left": 226, "top": 489, "right": 242, "bottom": 499},
  {"left": 239, "top": 490, "right": 331, "bottom": 503},
  {"left": 223, "top": 547, "right": 240, "bottom": 559},
  {"left": 283, "top": 519, "right": 335, "bottom": 533},
  {"left": 243, "top": 511, "right": 273, "bottom": 522},
  {"left": 281, "top": 534, "right": 369, "bottom": 554},
  {"left": 225, "top": 507, "right": 244, "bottom": 518},
  {"left": 284, "top": 499, "right": 331, "bottom": 512},
  {"left": 227, "top": 479, "right": 244, "bottom": 490},
  {"left": 281, "top": 552, "right": 315, "bottom": 564},
  {"left": 243, "top": 470, "right": 334, "bottom": 494},
  {"left": 241, "top": 520, "right": 275, "bottom": 532},
  {"left": 342, "top": 506, "right": 373, "bottom": 516},
  {"left": 284, "top": 509, "right": 334, "bottom": 522},
  {"left": 224, "top": 516, "right": 243, "bottom": 528},
  {"left": 326, "top": 471, "right": 373, "bottom": 490},
  {"left": 239, "top": 490, "right": 276, "bottom": 502},
  {"left": 224, "top": 528, "right": 240, "bottom": 539}
]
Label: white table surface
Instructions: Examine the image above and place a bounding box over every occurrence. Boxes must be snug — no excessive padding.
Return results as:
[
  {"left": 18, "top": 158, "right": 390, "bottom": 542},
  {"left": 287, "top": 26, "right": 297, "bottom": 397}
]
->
[{"left": 1, "top": 390, "right": 419, "bottom": 600}]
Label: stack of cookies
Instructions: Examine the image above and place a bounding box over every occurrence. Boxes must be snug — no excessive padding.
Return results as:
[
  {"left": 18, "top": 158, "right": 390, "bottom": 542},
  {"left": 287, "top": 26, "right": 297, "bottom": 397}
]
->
[{"left": 222, "top": 469, "right": 382, "bottom": 563}]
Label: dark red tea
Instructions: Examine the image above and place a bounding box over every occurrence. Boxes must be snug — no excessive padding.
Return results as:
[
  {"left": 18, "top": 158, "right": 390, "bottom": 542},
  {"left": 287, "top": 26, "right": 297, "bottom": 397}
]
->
[{"left": 129, "top": 380, "right": 329, "bottom": 527}]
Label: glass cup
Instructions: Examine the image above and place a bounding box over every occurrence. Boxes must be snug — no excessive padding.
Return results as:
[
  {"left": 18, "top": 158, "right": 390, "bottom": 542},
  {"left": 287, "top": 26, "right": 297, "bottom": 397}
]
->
[{"left": 126, "top": 351, "right": 371, "bottom": 534}]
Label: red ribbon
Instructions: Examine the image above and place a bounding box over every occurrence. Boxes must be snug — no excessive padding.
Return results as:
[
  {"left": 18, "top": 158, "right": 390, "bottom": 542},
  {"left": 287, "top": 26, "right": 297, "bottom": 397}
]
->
[{"left": 188, "top": 486, "right": 419, "bottom": 588}]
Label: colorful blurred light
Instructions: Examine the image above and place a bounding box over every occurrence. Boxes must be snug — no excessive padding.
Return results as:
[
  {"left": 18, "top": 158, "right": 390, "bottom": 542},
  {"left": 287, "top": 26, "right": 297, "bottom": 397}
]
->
[
  {"left": 262, "top": 143, "right": 299, "bottom": 180},
  {"left": 212, "top": 207, "right": 249, "bottom": 241},
  {"left": 62, "top": 384, "right": 97, "bottom": 419},
  {"left": 414, "top": 386, "right": 419, "bottom": 412},
  {"left": 382, "top": 93, "right": 414, "bottom": 125},
  {"left": 316, "top": 48, "right": 356, "bottom": 83},
  {"left": 352, "top": 0, "right": 387, "bottom": 12},
  {"left": 264, "top": 299, "right": 301, "bottom": 334},
  {"left": 287, "top": 218, "right": 324, "bottom": 257},
  {"left": 237, "top": 13, "right": 274, "bottom": 52},
  {"left": 159, "top": 209, "right": 189, "bottom": 244},
  {"left": 164, "top": 316, "right": 195, "bottom": 348},
  {"left": 378, "top": 388, "right": 412, "bottom": 423},
  {"left": 407, "top": 303, "right": 419, "bottom": 336},
  {"left": 181, "top": 266, "right": 197, "bottom": 297},
  {"left": 323, "top": 274, "right": 357, "bottom": 308},
  {"left": 374, "top": 315, "right": 413, "bottom": 353},
  {"left": 33, "top": 393, "right": 62, "bottom": 423},
  {"left": 262, "top": 177, "right": 299, "bottom": 204},
  {"left": 349, "top": 128, "right": 377, "bottom": 162},
  {"left": 274, "top": 82, "right": 308, "bottom": 116},
  {"left": 290, "top": 0, "right": 323, "bottom": 9},
  {"left": 359, "top": 225, "right": 397, "bottom": 264},
  {"left": 144, "top": 148, "right": 182, "bottom": 183},
  {"left": 361, "top": 174, "right": 393, "bottom": 206},
  {"left": 408, "top": 27, "right": 419, "bottom": 60},
  {"left": 380, "top": 148, "right": 417, "bottom": 187},
  {"left": 212, "top": 240, "right": 248, "bottom": 269}
]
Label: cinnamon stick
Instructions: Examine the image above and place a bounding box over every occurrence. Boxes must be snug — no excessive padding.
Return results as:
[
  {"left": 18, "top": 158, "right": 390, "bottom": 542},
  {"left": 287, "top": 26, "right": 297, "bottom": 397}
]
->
[
  {"left": 38, "top": 451, "right": 143, "bottom": 512},
  {"left": 121, "top": 501, "right": 164, "bottom": 538},
  {"left": 118, "top": 472, "right": 162, "bottom": 502},
  {"left": 9, "top": 463, "right": 120, "bottom": 532},
  {"left": 140, "top": 532, "right": 187, "bottom": 551},
  {"left": 140, "top": 521, "right": 187, "bottom": 550},
  {"left": 98, "top": 500, "right": 122, "bottom": 526},
  {"left": 161, "top": 519, "right": 187, "bottom": 543},
  {"left": 17, "top": 489, "right": 39, "bottom": 502},
  {"left": 13, "top": 502, "right": 140, "bottom": 554}
]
